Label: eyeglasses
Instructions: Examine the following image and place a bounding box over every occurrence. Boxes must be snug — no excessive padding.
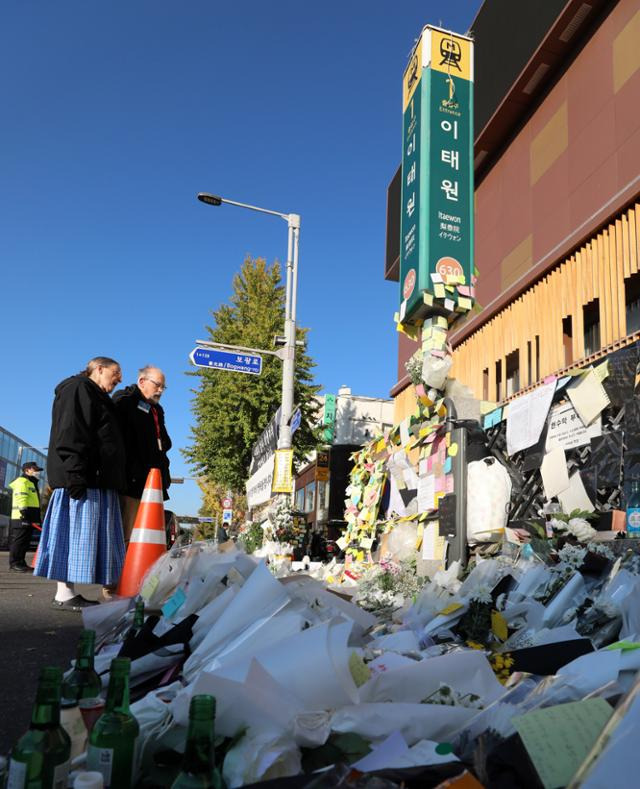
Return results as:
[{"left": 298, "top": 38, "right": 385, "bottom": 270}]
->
[{"left": 143, "top": 376, "right": 167, "bottom": 391}]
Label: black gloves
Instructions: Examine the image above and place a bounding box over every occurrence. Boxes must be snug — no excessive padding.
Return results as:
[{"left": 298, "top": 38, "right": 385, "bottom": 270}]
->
[{"left": 68, "top": 485, "right": 87, "bottom": 500}]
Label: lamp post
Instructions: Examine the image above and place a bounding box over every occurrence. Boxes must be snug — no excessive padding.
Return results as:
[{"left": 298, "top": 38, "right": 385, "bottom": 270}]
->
[{"left": 197, "top": 192, "right": 301, "bottom": 450}]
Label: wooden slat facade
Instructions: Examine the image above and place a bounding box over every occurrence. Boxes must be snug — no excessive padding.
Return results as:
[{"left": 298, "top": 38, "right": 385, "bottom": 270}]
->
[{"left": 451, "top": 202, "right": 640, "bottom": 402}]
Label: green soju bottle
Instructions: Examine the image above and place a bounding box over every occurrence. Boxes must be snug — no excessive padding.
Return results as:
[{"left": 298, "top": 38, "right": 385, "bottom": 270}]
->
[
  {"left": 7, "top": 666, "right": 71, "bottom": 789},
  {"left": 86, "top": 658, "right": 139, "bottom": 789},
  {"left": 62, "top": 630, "right": 101, "bottom": 702},
  {"left": 132, "top": 599, "right": 145, "bottom": 631},
  {"left": 171, "top": 695, "right": 222, "bottom": 789},
  {"left": 121, "top": 600, "right": 145, "bottom": 645}
]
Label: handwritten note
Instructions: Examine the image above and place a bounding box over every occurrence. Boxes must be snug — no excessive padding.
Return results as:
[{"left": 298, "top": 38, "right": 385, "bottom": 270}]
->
[
  {"left": 513, "top": 698, "right": 612, "bottom": 789},
  {"left": 418, "top": 474, "right": 436, "bottom": 513}
]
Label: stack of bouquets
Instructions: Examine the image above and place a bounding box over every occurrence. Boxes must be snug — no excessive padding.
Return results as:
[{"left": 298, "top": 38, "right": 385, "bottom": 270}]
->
[
  {"left": 268, "top": 497, "right": 306, "bottom": 549},
  {"left": 63, "top": 530, "right": 640, "bottom": 788}
]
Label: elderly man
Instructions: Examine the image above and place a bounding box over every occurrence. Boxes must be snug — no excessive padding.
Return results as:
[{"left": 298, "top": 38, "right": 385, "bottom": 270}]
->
[{"left": 113, "top": 365, "right": 172, "bottom": 543}]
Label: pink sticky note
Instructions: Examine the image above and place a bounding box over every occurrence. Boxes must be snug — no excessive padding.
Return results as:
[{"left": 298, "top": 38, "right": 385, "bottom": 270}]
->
[
  {"left": 446, "top": 475, "right": 454, "bottom": 493},
  {"left": 435, "top": 476, "right": 446, "bottom": 492},
  {"left": 543, "top": 374, "right": 557, "bottom": 384},
  {"left": 457, "top": 285, "right": 471, "bottom": 297}
]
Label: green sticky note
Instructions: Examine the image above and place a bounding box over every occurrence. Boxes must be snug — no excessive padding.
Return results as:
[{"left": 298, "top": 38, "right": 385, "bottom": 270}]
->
[
  {"left": 513, "top": 698, "right": 612, "bottom": 789},
  {"left": 605, "top": 640, "right": 640, "bottom": 652}
]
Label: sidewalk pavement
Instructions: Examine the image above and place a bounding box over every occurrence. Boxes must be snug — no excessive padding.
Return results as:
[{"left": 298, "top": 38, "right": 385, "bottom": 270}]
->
[{"left": 0, "top": 550, "right": 103, "bottom": 755}]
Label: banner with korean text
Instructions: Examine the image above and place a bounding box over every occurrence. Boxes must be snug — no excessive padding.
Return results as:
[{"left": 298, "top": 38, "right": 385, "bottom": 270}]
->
[
  {"left": 272, "top": 449, "right": 294, "bottom": 494},
  {"left": 399, "top": 26, "right": 474, "bottom": 324}
]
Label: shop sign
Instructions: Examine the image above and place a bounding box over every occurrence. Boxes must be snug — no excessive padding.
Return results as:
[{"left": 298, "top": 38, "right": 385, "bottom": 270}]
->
[
  {"left": 322, "top": 394, "right": 336, "bottom": 443},
  {"left": 316, "top": 450, "right": 330, "bottom": 482}
]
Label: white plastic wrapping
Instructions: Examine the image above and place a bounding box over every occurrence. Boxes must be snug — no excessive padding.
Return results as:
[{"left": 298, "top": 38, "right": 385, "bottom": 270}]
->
[{"left": 466, "top": 458, "right": 512, "bottom": 543}]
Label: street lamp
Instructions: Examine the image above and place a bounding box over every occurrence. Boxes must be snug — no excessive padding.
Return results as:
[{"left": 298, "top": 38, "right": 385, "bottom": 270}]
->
[{"left": 196, "top": 192, "right": 301, "bottom": 450}]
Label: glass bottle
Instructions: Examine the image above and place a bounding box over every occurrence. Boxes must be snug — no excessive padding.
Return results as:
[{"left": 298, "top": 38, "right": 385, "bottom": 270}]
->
[
  {"left": 132, "top": 599, "right": 145, "bottom": 633},
  {"left": 86, "top": 658, "right": 139, "bottom": 789},
  {"left": 171, "top": 695, "right": 222, "bottom": 789},
  {"left": 7, "top": 666, "right": 71, "bottom": 789},
  {"left": 627, "top": 480, "right": 640, "bottom": 537},
  {"left": 62, "top": 630, "right": 102, "bottom": 702}
]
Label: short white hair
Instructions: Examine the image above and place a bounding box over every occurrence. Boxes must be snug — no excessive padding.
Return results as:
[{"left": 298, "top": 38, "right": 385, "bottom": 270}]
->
[{"left": 138, "top": 365, "right": 164, "bottom": 379}]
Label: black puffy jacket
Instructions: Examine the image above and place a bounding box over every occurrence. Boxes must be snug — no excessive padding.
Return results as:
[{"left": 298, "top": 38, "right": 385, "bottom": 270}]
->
[
  {"left": 112, "top": 384, "right": 172, "bottom": 499},
  {"left": 47, "top": 375, "right": 126, "bottom": 492}
]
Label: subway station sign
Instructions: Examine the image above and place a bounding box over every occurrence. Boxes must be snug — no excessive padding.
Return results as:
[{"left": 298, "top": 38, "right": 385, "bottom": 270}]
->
[{"left": 399, "top": 26, "right": 474, "bottom": 323}]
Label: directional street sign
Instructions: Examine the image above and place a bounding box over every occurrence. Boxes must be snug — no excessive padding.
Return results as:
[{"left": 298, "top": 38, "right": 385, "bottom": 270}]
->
[
  {"left": 290, "top": 407, "right": 302, "bottom": 435},
  {"left": 190, "top": 347, "right": 262, "bottom": 375}
]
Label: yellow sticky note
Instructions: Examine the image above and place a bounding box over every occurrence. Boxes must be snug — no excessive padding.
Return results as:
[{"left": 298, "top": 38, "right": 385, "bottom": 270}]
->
[
  {"left": 141, "top": 574, "right": 160, "bottom": 601},
  {"left": 445, "top": 433, "right": 451, "bottom": 447},
  {"left": 423, "top": 292, "right": 434, "bottom": 306},
  {"left": 434, "top": 283, "right": 446, "bottom": 298},
  {"left": 458, "top": 297, "right": 473, "bottom": 310},
  {"left": 448, "top": 442, "right": 458, "bottom": 457},
  {"left": 438, "top": 602, "right": 464, "bottom": 616},
  {"left": 595, "top": 360, "right": 609, "bottom": 382},
  {"left": 491, "top": 611, "right": 508, "bottom": 641}
]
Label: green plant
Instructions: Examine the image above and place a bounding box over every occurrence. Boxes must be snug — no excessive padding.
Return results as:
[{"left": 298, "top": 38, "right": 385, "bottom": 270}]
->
[{"left": 238, "top": 522, "right": 264, "bottom": 554}]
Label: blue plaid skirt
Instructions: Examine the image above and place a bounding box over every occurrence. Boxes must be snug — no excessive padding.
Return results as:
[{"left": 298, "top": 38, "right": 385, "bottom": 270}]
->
[{"left": 34, "top": 488, "right": 125, "bottom": 585}]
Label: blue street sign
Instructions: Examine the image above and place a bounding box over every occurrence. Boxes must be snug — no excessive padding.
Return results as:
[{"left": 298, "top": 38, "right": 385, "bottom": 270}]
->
[
  {"left": 190, "top": 347, "right": 263, "bottom": 375},
  {"left": 290, "top": 408, "right": 302, "bottom": 435}
]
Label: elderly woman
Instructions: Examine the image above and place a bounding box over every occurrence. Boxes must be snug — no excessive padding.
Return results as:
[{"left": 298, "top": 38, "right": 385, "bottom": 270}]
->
[{"left": 35, "top": 356, "right": 126, "bottom": 610}]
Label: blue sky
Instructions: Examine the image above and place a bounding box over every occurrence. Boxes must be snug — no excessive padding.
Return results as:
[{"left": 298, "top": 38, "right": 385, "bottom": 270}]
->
[{"left": 1, "top": 0, "right": 481, "bottom": 515}]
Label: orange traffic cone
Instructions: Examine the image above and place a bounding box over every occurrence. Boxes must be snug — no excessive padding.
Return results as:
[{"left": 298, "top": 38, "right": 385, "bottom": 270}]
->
[{"left": 117, "top": 468, "right": 167, "bottom": 597}]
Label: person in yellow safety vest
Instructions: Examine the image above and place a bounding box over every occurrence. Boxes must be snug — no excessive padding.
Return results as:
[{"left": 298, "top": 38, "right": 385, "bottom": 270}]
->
[{"left": 8, "top": 461, "right": 43, "bottom": 572}]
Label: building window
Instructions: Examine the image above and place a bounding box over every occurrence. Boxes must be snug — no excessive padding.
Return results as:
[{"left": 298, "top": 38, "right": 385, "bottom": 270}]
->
[
  {"left": 505, "top": 350, "right": 520, "bottom": 397},
  {"left": 305, "top": 482, "right": 316, "bottom": 514},
  {"left": 482, "top": 368, "right": 489, "bottom": 400},
  {"left": 317, "top": 480, "right": 330, "bottom": 521},
  {"left": 625, "top": 273, "right": 640, "bottom": 335},
  {"left": 535, "top": 335, "right": 540, "bottom": 382},
  {"left": 562, "top": 316, "right": 573, "bottom": 367},
  {"left": 495, "top": 360, "right": 503, "bottom": 402},
  {"left": 295, "top": 487, "right": 305, "bottom": 512},
  {"left": 583, "top": 299, "right": 601, "bottom": 356}
]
